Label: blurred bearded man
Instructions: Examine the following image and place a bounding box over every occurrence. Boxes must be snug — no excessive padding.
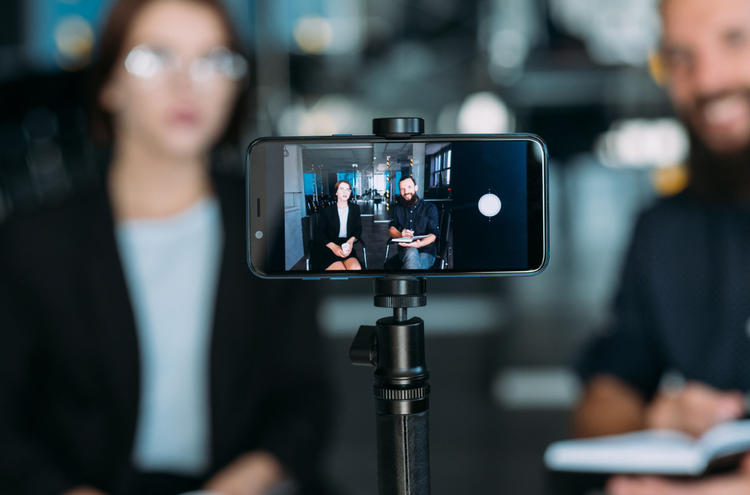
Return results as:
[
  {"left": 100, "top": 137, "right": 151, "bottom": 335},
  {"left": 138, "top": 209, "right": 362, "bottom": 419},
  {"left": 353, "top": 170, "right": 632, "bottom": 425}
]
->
[{"left": 572, "top": 0, "right": 750, "bottom": 493}]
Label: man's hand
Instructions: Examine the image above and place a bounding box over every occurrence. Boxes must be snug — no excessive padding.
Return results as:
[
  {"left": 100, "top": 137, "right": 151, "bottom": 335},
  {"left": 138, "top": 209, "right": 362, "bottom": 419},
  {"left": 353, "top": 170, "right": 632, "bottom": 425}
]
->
[
  {"left": 62, "top": 488, "right": 108, "bottom": 495},
  {"left": 573, "top": 375, "right": 647, "bottom": 438},
  {"left": 646, "top": 381, "right": 744, "bottom": 438},
  {"left": 606, "top": 453, "right": 750, "bottom": 495},
  {"left": 401, "top": 229, "right": 414, "bottom": 238},
  {"left": 398, "top": 239, "right": 421, "bottom": 248},
  {"left": 204, "top": 451, "right": 285, "bottom": 495}
]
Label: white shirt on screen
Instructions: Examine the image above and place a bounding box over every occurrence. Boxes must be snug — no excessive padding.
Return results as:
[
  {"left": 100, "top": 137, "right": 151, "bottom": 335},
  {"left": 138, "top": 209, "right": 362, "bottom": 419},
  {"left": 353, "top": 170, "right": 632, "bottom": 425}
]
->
[{"left": 338, "top": 206, "right": 348, "bottom": 238}]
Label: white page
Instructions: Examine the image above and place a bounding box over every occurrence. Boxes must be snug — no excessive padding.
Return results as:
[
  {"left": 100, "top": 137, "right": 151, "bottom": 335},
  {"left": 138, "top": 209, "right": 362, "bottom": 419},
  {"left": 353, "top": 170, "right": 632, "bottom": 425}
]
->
[
  {"left": 697, "top": 420, "right": 750, "bottom": 462},
  {"left": 390, "top": 235, "right": 429, "bottom": 243},
  {"left": 544, "top": 430, "right": 706, "bottom": 474}
]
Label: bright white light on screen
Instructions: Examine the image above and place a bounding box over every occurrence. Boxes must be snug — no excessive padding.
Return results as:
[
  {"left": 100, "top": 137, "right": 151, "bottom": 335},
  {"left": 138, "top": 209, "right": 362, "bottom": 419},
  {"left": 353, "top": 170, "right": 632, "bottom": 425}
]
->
[{"left": 478, "top": 193, "right": 502, "bottom": 218}]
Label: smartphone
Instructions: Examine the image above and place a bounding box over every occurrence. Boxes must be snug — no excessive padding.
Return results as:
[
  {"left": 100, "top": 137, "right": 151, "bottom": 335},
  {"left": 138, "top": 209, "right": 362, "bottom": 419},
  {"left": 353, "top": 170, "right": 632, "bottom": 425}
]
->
[{"left": 247, "top": 135, "right": 548, "bottom": 278}]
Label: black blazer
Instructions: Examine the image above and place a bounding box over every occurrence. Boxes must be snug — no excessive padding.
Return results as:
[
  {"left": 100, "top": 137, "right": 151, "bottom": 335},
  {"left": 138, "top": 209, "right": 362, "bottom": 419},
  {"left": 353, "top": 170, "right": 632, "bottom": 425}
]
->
[
  {"left": 315, "top": 203, "right": 362, "bottom": 246},
  {"left": 0, "top": 175, "right": 332, "bottom": 495}
]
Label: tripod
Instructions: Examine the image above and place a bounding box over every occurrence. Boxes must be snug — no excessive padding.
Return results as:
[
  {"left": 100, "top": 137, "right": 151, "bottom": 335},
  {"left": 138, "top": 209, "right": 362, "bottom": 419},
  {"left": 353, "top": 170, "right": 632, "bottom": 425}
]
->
[
  {"left": 350, "top": 275, "right": 431, "bottom": 495},
  {"left": 349, "top": 116, "right": 432, "bottom": 495}
]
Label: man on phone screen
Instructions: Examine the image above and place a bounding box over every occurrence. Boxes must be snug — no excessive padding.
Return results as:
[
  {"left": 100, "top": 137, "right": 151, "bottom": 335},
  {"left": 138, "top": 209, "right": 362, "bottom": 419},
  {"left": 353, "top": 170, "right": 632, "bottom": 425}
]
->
[
  {"left": 573, "top": 0, "right": 750, "bottom": 493},
  {"left": 388, "top": 176, "right": 439, "bottom": 269}
]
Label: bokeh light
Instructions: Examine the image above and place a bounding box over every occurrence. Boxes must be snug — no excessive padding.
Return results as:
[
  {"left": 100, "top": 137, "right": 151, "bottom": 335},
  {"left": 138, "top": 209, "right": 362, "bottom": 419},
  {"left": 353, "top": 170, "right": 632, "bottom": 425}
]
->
[
  {"left": 488, "top": 29, "right": 529, "bottom": 85},
  {"left": 549, "top": 0, "right": 660, "bottom": 66},
  {"left": 293, "top": 16, "right": 334, "bottom": 55},
  {"left": 53, "top": 14, "right": 94, "bottom": 70},
  {"left": 278, "top": 95, "right": 365, "bottom": 135},
  {"left": 457, "top": 92, "right": 513, "bottom": 134},
  {"left": 596, "top": 118, "right": 689, "bottom": 168}
]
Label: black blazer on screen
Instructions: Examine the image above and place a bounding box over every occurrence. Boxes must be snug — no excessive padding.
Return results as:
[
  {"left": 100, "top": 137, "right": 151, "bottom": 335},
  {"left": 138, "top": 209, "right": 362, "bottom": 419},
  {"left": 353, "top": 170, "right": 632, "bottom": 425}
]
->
[
  {"left": 315, "top": 203, "right": 362, "bottom": 246},
  {"left": 0, "top": 175, "right": 332, "bottom": 495}
]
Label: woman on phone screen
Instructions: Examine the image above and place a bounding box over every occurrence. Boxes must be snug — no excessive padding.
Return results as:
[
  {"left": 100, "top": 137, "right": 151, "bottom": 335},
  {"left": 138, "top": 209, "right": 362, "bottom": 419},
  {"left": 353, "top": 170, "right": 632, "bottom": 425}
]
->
[
  {"left": 0, "top": 1, "right": 331, "bottom": 494},
  {"left": 314, "top": 180, "right": 363, "bottom": 270}
]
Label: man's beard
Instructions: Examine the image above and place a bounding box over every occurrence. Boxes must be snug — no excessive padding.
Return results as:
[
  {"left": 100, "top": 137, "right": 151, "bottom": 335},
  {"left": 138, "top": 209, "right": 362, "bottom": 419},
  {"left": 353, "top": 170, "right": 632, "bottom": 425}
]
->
[
  {"left": 397, "top": 193, "right": 419, "bottom": 207},
  {"left": 686, "top": 125, "right": 750, "bottom": 202},
  {"left": 677, "top": 88, "right": 750, "bottom": 202}
]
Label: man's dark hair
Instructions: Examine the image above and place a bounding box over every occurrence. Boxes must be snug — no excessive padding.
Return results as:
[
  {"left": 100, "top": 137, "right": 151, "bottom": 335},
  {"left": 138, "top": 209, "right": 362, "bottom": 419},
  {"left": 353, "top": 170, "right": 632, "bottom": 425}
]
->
[{"left": 398, "top": 176, "right": 416, "bottom": 187}]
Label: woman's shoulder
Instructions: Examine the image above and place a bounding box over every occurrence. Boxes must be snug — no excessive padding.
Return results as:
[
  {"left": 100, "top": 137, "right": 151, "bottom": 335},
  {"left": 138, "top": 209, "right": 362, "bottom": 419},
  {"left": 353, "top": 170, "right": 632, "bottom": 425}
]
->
[
  {"left": 213, "top": 172, "right": 245, "bottom": 206},
  {"left": 2, "top": 187, "right": 105, "bottom": 237},
  {"left": 0, "top": 186, "right": 109, "bottom": 271}
]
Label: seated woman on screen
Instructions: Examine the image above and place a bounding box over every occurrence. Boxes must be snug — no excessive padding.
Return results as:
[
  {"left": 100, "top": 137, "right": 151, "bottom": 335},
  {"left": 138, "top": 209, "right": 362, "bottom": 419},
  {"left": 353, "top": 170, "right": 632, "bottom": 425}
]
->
[{"left": 314, "top": 179, "right": 363, "bottom": 270}]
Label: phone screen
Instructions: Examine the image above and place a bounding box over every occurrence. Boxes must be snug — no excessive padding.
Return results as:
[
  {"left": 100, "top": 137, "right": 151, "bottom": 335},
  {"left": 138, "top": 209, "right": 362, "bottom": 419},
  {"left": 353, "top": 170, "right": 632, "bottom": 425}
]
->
[{"left": 247, "top": 136, "right": 547, "bottom": 277}]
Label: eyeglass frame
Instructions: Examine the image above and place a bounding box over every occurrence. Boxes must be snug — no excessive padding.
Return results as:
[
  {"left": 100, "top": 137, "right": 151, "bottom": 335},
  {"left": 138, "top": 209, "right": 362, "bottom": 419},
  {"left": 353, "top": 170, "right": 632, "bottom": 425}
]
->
[{"left": 123, "top": 44, "right": 249, "bottom": 85}]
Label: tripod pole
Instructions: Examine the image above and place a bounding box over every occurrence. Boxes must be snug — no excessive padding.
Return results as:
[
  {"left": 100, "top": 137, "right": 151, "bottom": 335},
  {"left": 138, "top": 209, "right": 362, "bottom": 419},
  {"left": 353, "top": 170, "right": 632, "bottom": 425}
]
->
[{"left": 351, "top": 276, "right": 431, "bottom": 495}]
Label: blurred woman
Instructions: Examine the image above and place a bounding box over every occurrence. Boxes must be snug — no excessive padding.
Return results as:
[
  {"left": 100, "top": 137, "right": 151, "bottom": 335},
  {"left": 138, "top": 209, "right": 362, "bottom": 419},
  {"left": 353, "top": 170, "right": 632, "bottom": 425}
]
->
[
  {"left": 0, "top": 1, "right": 330, "bottom": 494},
  {"left": 314, "top": 180, "right": 363, "bottom": 270}
]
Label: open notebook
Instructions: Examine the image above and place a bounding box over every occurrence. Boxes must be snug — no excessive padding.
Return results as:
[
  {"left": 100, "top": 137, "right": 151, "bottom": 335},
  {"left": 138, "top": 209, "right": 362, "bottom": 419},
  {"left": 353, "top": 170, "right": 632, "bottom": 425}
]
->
[
  {"left": 545, "top": 420, "right": 750, "bottom": 475},
  {"left": 390, "top": 235, "right": 430, "bottom": 243}
]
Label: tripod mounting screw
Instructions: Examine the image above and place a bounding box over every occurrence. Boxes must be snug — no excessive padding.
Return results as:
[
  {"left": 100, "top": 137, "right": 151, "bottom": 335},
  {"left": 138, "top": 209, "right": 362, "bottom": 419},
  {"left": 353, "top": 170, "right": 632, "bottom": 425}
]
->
[
  {"left": 373, "top": 276, "right": 427, "bottom": 308},
  {"left": 372, "top": 117, "right": 424, "bottom": 138},
  {"left": 374, "top": 294, "right": 426, "bottom": 308}
]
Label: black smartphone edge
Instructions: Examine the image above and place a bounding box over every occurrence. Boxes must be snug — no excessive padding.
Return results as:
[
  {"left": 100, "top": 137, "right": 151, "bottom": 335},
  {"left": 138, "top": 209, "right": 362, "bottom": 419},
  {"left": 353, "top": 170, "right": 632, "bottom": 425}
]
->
[{"left": 245, "top": 133, "right": 549, "bottom": 279}]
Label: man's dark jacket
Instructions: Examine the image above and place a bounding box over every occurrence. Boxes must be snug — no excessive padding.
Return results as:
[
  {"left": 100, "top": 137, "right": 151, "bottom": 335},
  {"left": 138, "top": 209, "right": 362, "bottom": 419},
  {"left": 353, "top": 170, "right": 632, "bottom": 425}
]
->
[
  {"left": 578, "top": 190, "right": 750, "bottom": 400},
  {"left": 0, "top": 175, "right": 332, "bottom": 495},
  {"left": 389, "top": 198, "right": 439, "bottom": 257}
]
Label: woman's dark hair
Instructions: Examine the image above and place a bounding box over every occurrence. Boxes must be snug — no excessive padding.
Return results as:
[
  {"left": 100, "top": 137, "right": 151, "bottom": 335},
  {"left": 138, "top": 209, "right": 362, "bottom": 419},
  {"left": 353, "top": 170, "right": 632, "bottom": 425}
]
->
[
  {"left": 333, "top": 179, "right": 353, "bottom": 198},
  {"left": 88, "top": 0, "right": 249, "bottom": 145}
]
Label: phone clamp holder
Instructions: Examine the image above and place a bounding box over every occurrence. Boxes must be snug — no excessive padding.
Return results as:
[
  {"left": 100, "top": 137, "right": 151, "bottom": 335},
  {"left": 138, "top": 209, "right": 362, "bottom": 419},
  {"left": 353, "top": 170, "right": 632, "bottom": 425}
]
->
[
  {"left": 350, "top": 276, "right": 431, "bottom": 495},
  {"left": 372, "top": 117, "right": 425, "bottom": 139}
]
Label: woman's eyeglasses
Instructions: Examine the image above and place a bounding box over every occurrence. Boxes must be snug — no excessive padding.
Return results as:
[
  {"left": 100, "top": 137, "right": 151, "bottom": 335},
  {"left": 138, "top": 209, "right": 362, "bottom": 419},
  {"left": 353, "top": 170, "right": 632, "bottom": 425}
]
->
[{"left": 124, "top": 44, "right": 248, "bottom": 84}]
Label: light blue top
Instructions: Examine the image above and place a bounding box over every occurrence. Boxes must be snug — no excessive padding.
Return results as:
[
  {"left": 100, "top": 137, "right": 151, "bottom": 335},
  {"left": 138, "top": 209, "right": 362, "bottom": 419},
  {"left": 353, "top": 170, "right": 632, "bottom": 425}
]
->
[{"left": 116, "top": 197, "right": 223, "bottom": 476}]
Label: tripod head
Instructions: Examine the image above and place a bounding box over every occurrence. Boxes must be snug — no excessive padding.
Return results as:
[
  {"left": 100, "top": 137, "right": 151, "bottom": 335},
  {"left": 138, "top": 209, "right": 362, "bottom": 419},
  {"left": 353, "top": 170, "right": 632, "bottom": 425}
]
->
[{"left": 350, "top": 275, "right": 428, "bottom": 369}]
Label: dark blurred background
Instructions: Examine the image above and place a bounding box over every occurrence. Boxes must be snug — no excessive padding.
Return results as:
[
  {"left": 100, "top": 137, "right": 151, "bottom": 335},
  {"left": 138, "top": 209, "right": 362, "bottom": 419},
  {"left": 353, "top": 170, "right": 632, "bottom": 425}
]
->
[{"left": 0, "top": 0, "right": 686, "bottom": 493}]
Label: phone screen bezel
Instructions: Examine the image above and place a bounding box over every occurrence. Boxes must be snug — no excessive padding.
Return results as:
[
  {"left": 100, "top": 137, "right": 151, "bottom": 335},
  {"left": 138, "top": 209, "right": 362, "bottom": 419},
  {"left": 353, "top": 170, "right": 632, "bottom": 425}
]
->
[{"left": 246, "top": 134, "right": 549, "bottom": 278}]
